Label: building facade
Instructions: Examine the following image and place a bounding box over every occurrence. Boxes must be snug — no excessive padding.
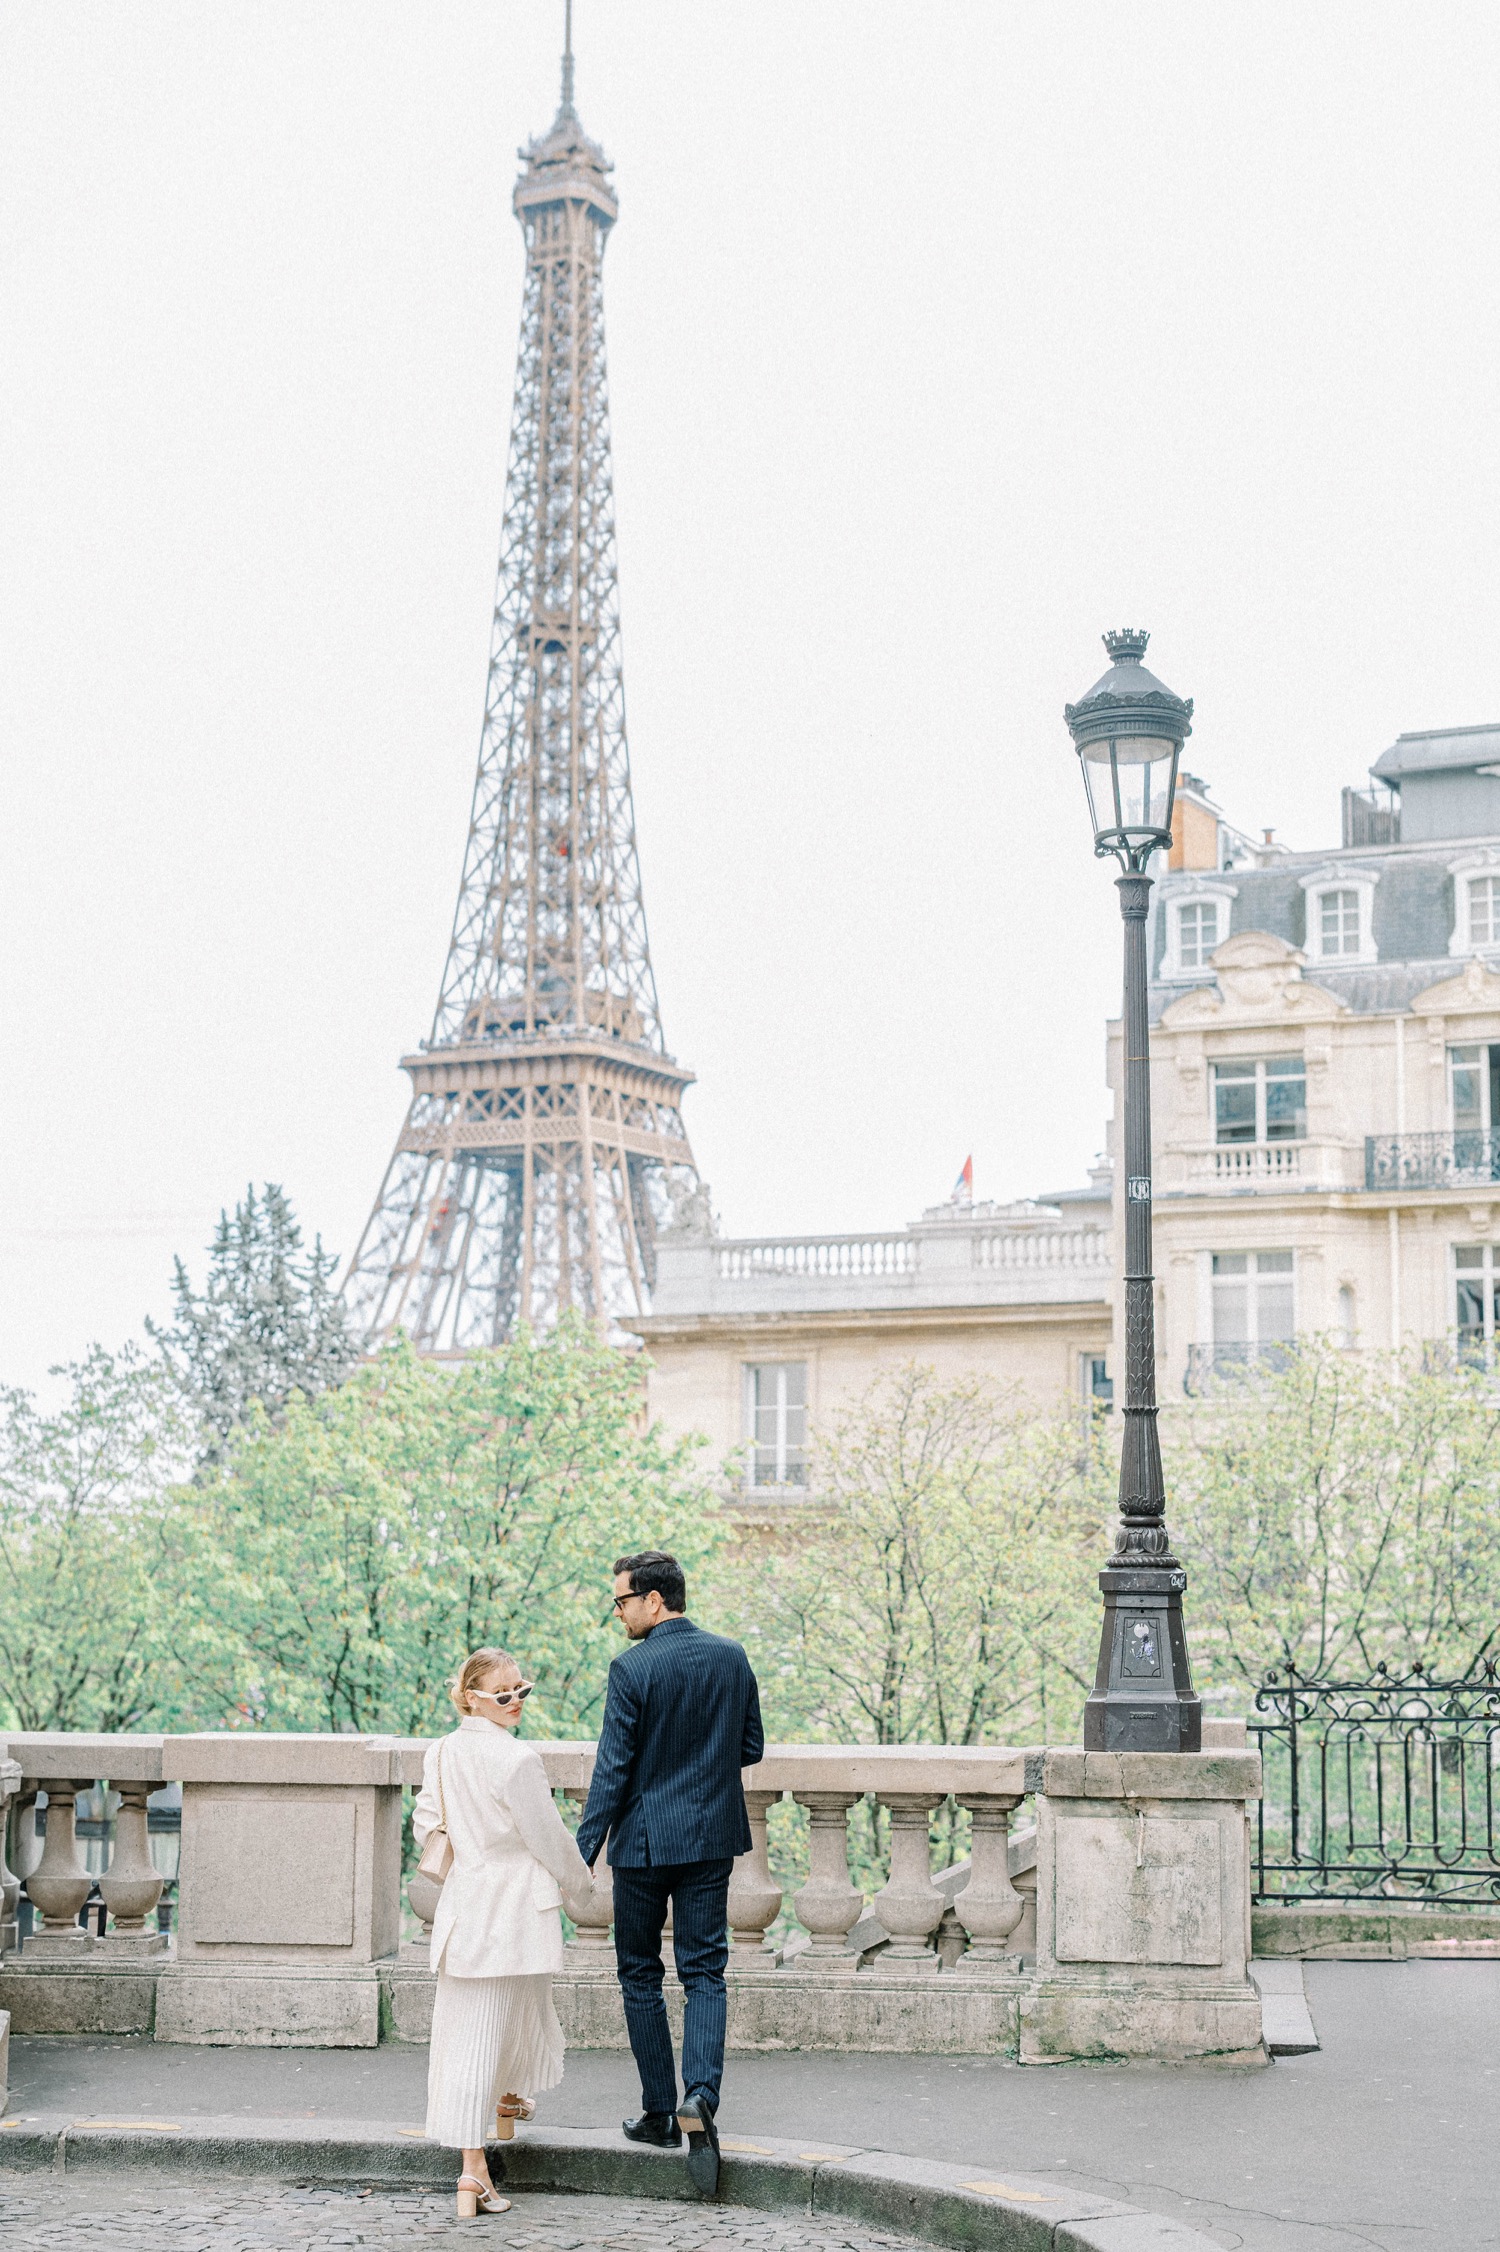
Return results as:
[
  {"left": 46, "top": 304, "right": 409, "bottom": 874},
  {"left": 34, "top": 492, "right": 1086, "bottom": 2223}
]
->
[
  {"left": 1139, "top": 724, "right": 1500, "bottom": 1395},
  {"left": 626, "top": 1176, "right": 1113, "bottom": 1511},
  {"left": 634, "top": 718, "right": 1500, "bottom": 1500}
]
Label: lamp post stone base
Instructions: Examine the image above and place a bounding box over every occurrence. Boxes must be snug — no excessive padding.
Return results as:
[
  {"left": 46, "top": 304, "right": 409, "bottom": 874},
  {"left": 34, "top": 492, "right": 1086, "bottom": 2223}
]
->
[
  {"left": 1020, "top": 1748, "right": 1266, "bottom": 2067},
  {"left": 1083, "top": 1563, "right": 1202, "bottom": 1753}
]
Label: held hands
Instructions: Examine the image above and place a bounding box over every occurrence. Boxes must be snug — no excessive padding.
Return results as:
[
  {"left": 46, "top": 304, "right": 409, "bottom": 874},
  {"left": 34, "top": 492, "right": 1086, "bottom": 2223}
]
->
[{"left": 567, "top": 1871, "right": 607, "bottom": 1926}]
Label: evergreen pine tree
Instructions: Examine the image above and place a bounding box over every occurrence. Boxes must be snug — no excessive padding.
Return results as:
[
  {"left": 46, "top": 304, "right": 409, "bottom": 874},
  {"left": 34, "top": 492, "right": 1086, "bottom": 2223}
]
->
[{"left": 150, "top": 1185, "right": 356, "bottom": 1456}]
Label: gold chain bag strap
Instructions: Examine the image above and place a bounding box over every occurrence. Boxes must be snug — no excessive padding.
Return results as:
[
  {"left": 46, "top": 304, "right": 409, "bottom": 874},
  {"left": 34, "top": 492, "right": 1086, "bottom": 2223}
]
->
[{"left": 416, "top": 1738, "right": 455, "bottom": 1882}]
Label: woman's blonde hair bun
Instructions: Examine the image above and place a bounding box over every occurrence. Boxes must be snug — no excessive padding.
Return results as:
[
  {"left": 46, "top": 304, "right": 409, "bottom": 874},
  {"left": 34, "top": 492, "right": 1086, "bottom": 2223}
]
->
[{"left": 449, "top": 1647, "right": 516, "bottom": 1716}]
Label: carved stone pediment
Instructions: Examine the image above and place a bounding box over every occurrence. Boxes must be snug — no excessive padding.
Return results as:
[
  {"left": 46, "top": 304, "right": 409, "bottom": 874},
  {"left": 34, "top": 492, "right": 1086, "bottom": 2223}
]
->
[
  {"left": 1410, "top": 956, "right": 1500, "bottom": 1017},
  {"left": 1160, "top": 930, "right": 1347, "bottom": 1028}
]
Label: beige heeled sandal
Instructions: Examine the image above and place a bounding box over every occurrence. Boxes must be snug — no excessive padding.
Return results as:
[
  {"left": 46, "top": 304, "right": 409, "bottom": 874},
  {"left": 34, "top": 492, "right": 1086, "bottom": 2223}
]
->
[
  {"left": 456, "top": 2173, "right": 511, "bottom": 2218},
  {"left": 493, "top": 2093, "right": 536, "bottom": 2140}
]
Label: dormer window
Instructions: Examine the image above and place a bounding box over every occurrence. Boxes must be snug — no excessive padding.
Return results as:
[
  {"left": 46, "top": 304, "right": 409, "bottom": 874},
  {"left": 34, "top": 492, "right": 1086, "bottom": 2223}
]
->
[
  {"left": 1318, "top": 890, "right": 1360, "bottom": 956},
  {"left": 1447, "top": 854, "right": 1500, "bottom": 958},
  {"left": 1160, "top": 880, "right": 1237, "bottom": 980},
  {"left": 1469, "top": 874, "right": 1500, "bottom": 948},
  {"left": 1179, "top": 900, "right": 1219, "bottom": 967},
  {"left": 1300, "top": 867, "right": 1378, "bottom": 966}
]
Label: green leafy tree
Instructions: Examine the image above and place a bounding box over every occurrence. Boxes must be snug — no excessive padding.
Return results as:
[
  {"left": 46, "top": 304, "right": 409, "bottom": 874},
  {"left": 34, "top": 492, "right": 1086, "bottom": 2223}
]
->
[
  {"left": 0, "top": 1345, "right": 192, "bottom": 1730},
  {"left": 175, "top": 1321, "right": 723, "bottom": 1736},
  {"left": 149, "top": 1183, "right": 356, "bottom": 1459},
  {"left": 1169, "top": 1340, "right": 1500, "bottom": 1690},
  {"left": 735, "top": 1363, "right": 1103, "bottom": 1748}
]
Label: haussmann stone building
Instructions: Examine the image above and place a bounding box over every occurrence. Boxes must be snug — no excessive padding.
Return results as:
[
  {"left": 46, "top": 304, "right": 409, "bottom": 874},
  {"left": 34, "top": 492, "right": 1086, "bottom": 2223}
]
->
[{"left": 632, "top": 718, "right": 1500, "bottom": 1502}]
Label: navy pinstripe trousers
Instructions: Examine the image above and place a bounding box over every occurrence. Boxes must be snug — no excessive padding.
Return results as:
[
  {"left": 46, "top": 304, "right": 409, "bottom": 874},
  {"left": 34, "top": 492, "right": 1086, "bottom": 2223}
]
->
[{"left": 610, "top": 1856, "right": 734, "bottom": 2115}]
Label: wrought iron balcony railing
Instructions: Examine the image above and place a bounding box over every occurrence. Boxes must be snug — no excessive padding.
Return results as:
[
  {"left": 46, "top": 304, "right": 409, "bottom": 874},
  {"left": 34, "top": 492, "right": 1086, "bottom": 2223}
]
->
[
  {"left": 1365, "top": 1130, "right": 1500, "bottom": 1191},
  {"left": 1184, "top": 1341, "right": 1297, "bottom": 1394}
]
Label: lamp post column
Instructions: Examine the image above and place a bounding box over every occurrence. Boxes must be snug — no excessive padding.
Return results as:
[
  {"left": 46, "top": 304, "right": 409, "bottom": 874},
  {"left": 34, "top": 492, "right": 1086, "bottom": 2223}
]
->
[
  {"left": 1116, "top": 870, "right": 1165, "bottom": 1558},
  {"left": 1080, "top": 870, "right": 1198, "bottom": 1751},
  {"left": 1064, "top": 627, "right": 1201, "bottom": 1755}
]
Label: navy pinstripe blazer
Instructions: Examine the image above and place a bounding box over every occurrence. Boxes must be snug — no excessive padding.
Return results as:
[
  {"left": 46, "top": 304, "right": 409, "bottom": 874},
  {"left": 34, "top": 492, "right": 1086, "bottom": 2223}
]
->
[{"left": 575, "top": 1614, "right": 764, "bottom": 1869}]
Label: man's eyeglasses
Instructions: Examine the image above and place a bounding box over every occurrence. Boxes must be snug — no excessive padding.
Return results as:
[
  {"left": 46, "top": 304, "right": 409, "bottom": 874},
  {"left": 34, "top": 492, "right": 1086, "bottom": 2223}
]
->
[
  {"left": 474, "top": 1683, "right": 534, "bottom": 1707},
  {"left": 612, "top": 1590, "right": 643, "bottom": 1611}
]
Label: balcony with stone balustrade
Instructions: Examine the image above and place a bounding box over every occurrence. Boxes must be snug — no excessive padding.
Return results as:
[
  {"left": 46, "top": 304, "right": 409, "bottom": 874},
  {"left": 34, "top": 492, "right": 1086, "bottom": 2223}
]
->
[
  {"left": 0, "top": 1724, "right": 1263, "bottom": 2082},
  {"left": 1155, "top": 1140, "right": 1366, "bottom": 1197},
  {"left": 646, "top": 1201, "right": 1114, "bottom": 1321}
]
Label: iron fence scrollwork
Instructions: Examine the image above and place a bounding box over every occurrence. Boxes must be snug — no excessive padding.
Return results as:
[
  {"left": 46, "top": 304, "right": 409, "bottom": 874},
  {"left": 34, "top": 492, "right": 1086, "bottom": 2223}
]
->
[{"left": 1249, "top": 1658, "right": 1500, "bottom": 1903}]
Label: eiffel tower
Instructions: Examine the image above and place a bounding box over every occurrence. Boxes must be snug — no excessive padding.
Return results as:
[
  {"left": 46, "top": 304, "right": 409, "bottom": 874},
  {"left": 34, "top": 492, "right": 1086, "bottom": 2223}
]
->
[{"left": 344, "top": 18, "right": 698, "bottom": 1350}]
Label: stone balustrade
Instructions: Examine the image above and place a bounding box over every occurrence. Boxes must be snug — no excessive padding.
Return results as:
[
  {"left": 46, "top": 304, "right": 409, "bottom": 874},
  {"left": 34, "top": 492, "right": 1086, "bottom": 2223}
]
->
[
  {"left": 652, "top": 1202, "right": 1114, "bottom": 1317},
  {"left": 0, "top": 1725, "right": 1258, "bottom": 2062}
]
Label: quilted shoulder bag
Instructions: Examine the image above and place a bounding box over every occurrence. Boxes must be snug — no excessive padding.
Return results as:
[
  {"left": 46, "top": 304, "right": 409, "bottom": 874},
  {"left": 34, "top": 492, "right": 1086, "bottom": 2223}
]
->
[{"left": 416, "top": 1739, "right": 454, "bottom": 1882}]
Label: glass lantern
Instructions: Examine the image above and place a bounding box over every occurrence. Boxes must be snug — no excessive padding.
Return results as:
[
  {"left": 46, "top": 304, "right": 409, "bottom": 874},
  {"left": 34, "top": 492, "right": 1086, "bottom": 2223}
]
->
[{"left": 1064, "top": 628, "right": 1193, "bottom": 872}]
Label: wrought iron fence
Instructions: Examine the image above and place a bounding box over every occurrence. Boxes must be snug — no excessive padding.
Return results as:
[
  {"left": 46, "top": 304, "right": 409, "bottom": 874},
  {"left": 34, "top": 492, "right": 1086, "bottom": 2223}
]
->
[{"left": 1249, "top": 1660, "right": 1500, "bottom": 1903}]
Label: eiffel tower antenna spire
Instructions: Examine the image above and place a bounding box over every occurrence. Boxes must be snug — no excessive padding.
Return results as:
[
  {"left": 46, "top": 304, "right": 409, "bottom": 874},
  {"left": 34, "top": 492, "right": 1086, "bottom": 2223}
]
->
[{"left": 343, "top": 46, "right": 699, "bottom": 1352}]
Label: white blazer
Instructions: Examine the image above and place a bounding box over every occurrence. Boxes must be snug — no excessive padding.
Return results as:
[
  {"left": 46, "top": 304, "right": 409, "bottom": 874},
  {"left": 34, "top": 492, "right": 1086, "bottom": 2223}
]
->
[{"left": 413, "top": 1717, "right": 594, "bottom": 1980}]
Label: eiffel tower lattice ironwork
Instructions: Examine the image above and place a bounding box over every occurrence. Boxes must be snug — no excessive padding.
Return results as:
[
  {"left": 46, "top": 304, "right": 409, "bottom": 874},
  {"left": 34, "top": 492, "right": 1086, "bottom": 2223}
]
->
[{"left": 344, "top": 33, "right": 698, "bottom": 1351}]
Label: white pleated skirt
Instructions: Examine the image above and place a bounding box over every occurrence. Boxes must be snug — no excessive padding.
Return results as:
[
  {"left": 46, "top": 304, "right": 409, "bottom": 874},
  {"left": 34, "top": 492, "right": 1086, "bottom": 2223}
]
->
[{"left": 425, "top": 1971, "right": 566, "bottom": 2149}]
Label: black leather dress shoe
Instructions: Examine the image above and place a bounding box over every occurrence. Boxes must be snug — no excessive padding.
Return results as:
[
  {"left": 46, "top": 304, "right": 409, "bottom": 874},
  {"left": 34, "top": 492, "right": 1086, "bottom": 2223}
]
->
[
  {"left": 623, "top": 2112, "right": 681, "bottom": 2147},
  {"left": 676, "top": 2096, "right": 720, "bottom": 2197}
]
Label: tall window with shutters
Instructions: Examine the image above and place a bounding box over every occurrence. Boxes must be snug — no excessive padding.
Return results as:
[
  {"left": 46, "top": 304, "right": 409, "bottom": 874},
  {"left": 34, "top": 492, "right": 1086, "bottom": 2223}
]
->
[
  {"left": 1455, "top": 1246, "right": 1500, "bottom": 1363},
  {"left": 1213, "top": 1057, "right": 1307, "bottom": 1144},
  {"left": 1211, "top": 1250, "right": 1295, "bottom": 1363},
  {"left": 745, "top": 1362, "right": 807, "bottom": 1491}
]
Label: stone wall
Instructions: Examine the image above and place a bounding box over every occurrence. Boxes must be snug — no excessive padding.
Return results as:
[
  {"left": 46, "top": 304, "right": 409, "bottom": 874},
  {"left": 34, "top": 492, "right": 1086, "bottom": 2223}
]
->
[{"left": 1, "top": 1728, "right": 1263, "bottom": 2065}]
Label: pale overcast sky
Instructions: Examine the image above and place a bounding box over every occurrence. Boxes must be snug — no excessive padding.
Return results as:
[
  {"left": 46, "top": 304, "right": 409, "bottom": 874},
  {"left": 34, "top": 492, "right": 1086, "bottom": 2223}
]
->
[{"left": 4, "top": 2, "right": 1500, "bottom": 1393}]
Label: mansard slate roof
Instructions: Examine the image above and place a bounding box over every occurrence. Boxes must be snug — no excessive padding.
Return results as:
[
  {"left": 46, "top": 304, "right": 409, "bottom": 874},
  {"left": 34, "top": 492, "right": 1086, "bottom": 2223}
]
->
[{"left": 1148, "top": 843, "right": 1494, "bottom": 1022}]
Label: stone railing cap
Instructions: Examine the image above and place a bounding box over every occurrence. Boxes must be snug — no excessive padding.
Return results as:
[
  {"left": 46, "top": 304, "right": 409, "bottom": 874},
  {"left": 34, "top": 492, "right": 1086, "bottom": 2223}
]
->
[
  {"left": 3, "top": 1732, "right": 166, "bottom": 1783},
  {"left": 748, "top": 1743, "right": 1031, "bottom": 1796},
  {"left": 1034, "top": 1748, "right": 1262, "bottom": 1801},
  {"left": 388, "top": 1737, "right": 600, "bottom": 1789},
  {"left": 386, "top": 1738, "right": 1034, "bottom": 1796},
  {"left": 162, "top": 1734, "right": 407, "bottom": 1787}
]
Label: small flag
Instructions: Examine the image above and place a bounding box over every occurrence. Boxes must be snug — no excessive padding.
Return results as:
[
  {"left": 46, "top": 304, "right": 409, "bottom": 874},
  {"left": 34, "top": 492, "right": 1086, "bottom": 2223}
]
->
[{"left": 952, "top": 1155, "right": 973, "bottom": 1203}]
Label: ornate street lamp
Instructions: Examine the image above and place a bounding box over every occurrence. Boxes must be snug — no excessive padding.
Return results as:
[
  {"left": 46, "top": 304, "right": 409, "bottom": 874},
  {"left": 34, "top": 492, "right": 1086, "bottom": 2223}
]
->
[{"left": 1065, "top": 628, "right": 1202, "bottom": 1753}]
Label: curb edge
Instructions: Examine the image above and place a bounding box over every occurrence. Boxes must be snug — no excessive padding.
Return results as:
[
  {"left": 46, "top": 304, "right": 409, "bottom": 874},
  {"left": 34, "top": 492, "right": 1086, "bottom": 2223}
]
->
[{"left": 0, "top": 2117, "right": 1226, "bottom": 2251}]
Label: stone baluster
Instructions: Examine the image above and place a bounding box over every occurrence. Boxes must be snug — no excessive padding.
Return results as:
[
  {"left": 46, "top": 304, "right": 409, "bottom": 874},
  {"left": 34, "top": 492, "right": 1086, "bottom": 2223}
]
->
[
  {"left": 1011, "top": 1863, "right": 1038, "bottom": 1956},
  {"left": 951, "top": 1793, "right": 1025, "bottom": 1971},
  {"left": 870, "top": 1792, "right": 946, "bottom": 1969},
  {"left": 790, "top": 1791, "right": 863, "bottom": 1974},
  {"left": 727, "top": 1788, "right": 783, "bottom": 1967},
  {"left": 23, "top": 1779, "right": 95, "bottom": 1955},
  {"left": 98, "top": 1783, "right": 167, "bottom": 1954},
  {"left": 563, "top": 1787, "right": 614, "bottom": 1973},
  {"left": 0, "top": 1758, "right": 21, "bottom": 1955},
  {"left": 406, "top": 1863, "right": 443, "bottom": 1956},
  {"left": 404, "top": 1751, "right": 454, "bottom": 1957},
  {"left": 11, "top": 1790, "right": 42, "bottom": 1892},
  {"left": 406, "top": 1771, "right": 445, "bottom": 1958}
]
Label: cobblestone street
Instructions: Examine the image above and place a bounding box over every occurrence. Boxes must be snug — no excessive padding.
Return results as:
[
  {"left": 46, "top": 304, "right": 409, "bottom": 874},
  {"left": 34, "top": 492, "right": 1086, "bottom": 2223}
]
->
[{"left": 0, "top": 2177, "right": 923, "bottom": 2252}]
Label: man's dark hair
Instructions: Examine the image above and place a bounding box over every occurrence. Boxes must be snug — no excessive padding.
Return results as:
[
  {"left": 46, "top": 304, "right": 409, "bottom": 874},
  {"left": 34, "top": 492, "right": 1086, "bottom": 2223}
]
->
[{"left": 615, "top": 1550, "right": 686, "bottom": 1612}]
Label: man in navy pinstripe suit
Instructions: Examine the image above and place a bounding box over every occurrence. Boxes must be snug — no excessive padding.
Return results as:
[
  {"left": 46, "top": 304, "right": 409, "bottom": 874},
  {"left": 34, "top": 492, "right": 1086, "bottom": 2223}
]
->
[{"left": 576, "top": 1549, "right": 764, "bottom": 2198}]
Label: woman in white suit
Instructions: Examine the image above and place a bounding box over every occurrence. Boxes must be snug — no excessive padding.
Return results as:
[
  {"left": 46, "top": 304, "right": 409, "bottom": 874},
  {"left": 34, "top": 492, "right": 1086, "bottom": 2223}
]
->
[{"left": 414, "top": 1645, "right": 595, "bottom": 2219}]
